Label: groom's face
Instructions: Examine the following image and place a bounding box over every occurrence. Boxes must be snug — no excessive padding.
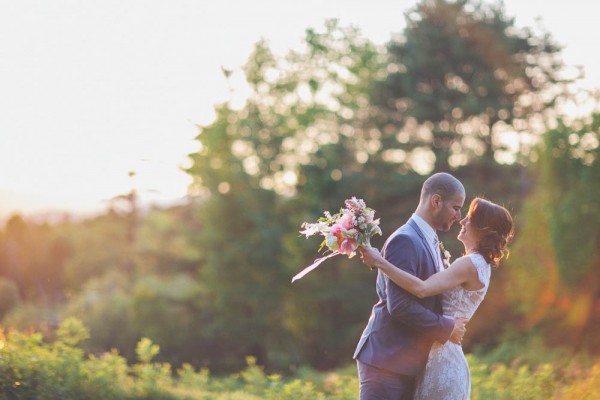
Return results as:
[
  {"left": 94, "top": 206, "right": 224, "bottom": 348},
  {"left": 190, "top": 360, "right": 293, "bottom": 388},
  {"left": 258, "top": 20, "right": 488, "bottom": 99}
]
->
[{"left": 432, "top": 193, "right": 465, "bottom": 231}]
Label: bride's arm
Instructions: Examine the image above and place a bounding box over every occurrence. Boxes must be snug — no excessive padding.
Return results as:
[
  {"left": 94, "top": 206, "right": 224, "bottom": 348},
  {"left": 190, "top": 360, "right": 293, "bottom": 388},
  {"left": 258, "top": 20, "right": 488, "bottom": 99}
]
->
[{"left": 359, "top": 246, "right": 473, "bottom": 298}]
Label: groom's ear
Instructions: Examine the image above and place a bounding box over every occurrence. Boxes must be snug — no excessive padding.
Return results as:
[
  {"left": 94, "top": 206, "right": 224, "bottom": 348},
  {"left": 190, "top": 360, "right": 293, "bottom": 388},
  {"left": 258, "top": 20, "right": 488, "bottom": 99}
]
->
[{"left": 431, "top": 194, "right": 443, "bottom": 209}]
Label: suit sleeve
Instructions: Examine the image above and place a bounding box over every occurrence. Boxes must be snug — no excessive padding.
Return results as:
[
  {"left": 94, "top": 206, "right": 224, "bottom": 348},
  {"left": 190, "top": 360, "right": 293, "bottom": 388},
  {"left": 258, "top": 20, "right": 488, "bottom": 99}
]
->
[{"left": 383, "top": 233, "right": 455, "bottom": 343}]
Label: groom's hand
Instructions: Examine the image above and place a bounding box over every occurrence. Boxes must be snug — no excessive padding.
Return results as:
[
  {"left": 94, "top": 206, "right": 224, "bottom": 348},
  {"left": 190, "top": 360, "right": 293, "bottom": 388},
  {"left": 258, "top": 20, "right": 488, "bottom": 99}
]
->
[{"left": 450, "top": 318, "right": 468, "bottom": 345}]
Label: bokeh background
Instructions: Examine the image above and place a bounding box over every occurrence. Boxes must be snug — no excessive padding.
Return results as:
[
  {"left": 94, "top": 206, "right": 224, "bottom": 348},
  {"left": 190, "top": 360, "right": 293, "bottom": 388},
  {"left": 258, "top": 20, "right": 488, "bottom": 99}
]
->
[{"left": 1, "top": 0, "right": 599, "bottom": 398}]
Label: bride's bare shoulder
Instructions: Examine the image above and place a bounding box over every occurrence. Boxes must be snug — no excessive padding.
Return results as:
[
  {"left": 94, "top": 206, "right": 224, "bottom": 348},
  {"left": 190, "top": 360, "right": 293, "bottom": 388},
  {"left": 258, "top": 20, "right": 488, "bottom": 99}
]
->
[
  {"left": 449, "top": 255, "right": 477, "bottom": 275},
  {"left": 451, "top": 255, "right": 485, "bottom": 289},
  {"left": 451, "top": 255, "right": 474, "bottom": 267}
]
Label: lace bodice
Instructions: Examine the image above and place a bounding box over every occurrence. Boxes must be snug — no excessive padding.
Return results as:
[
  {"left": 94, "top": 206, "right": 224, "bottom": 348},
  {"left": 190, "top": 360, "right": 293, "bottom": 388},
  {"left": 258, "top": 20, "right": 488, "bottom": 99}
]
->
[{"left": 441, "top": 252, "right": 491, "bottom": 320}]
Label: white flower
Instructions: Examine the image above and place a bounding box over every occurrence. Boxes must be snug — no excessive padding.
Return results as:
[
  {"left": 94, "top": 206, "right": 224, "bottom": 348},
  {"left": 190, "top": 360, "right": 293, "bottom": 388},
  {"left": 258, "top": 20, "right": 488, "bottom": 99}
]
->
[
  {"left": 439, "top": 241, "right": 452, "bottom": 269},
  {"left": 325, "top": 233, "right": 339, "bottom": 250}
]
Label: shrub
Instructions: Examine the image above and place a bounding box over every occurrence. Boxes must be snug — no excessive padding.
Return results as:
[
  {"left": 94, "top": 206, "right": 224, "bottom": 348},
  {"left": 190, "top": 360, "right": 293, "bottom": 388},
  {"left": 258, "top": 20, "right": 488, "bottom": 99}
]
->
[
  {"left": 555, "top": 362, "right": 600, "bottom": 400},
  {"left": 0, "top": 320, "right": 599, "bottom": 400}
]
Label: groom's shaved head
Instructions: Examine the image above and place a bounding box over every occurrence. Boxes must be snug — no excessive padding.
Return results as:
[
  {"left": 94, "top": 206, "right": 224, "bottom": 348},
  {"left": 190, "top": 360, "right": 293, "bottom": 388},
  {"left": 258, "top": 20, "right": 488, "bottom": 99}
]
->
[
  {"left": 421, "top": 173, "right": 465, "bottom": 201},
  {"left": 417, "top": 173, "right": 465, "bottom": 231}
]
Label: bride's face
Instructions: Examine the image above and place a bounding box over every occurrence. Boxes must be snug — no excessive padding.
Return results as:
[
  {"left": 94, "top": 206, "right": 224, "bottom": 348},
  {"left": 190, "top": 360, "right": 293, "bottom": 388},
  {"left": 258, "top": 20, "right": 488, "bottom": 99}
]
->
[{"left": 457, "top": 216, "right": 479, "bottom": 247}]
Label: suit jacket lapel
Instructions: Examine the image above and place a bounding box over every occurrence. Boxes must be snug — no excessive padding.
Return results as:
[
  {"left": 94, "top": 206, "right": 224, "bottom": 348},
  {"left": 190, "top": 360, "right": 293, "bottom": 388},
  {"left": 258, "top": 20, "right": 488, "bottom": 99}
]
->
[
  {"left": 408, "top": 220, "right": 444, "bottom": 314},
  {"left": 407, "top": 219, "right": 439, "bottom": 271}
]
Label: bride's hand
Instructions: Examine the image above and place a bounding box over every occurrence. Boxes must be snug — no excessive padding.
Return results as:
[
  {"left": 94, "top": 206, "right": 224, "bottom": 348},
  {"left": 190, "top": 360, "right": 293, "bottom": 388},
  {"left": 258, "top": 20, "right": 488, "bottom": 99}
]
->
[{"left": 359, "top": 246, "right": 384, "bottom": 269}]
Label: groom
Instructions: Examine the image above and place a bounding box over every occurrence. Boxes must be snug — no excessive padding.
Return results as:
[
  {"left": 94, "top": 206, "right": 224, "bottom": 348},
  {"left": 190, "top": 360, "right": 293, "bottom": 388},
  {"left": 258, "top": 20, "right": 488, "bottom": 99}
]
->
[{"left": 354, "top": 172, "right": 467, "bottom": 399}]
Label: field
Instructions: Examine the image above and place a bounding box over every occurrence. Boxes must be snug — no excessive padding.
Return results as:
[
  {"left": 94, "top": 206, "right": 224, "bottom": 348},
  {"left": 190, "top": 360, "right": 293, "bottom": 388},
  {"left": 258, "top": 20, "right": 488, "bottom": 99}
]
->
[{"left": 1, "top": 318, "right": 598, "bottom": 400}]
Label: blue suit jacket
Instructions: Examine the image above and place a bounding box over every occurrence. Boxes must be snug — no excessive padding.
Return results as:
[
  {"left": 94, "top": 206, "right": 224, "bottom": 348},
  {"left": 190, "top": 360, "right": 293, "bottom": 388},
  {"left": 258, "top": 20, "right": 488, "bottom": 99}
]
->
[{"left": 354, "top": 218, "right": 454, "bottom": 376}]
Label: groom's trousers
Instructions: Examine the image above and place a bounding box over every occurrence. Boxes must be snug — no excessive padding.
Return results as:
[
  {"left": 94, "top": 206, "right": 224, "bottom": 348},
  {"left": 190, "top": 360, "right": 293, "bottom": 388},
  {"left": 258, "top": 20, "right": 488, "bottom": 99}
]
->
[{"left": 357, "top": 360, "right": 416, "bottom": 400}]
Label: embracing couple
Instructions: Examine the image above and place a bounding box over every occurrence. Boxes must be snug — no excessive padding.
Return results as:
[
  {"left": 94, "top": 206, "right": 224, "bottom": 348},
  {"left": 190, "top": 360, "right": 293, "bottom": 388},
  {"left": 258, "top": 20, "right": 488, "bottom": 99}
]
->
[{"left": 353, "top": 172, "right": 514, "bottom": 400}]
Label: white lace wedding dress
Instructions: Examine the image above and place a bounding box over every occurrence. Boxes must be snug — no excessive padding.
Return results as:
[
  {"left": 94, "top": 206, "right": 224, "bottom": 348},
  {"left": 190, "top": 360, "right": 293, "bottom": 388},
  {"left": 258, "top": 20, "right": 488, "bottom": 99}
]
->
[{"left": 414, "top": 252, "right": 491, "bottom": 400}]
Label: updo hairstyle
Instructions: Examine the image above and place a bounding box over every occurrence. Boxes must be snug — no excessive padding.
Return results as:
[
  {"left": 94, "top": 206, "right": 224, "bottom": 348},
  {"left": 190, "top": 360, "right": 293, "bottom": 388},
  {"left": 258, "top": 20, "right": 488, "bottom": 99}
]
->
[{"left": 467, "top": 198, "right": 514, "bottom": 267}]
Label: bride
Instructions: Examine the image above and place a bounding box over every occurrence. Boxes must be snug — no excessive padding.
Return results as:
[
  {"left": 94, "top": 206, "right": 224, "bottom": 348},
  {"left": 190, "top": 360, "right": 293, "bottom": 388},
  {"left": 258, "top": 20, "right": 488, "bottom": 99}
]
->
[{"left": 359, "top": 197, "right": 513, "bottom": 399}]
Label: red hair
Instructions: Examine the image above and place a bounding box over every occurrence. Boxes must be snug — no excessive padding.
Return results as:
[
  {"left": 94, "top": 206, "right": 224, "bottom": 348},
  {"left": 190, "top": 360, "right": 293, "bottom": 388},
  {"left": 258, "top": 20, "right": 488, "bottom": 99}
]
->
[{"left": 467, "top": 198, "right": 514, "bottom": 267}]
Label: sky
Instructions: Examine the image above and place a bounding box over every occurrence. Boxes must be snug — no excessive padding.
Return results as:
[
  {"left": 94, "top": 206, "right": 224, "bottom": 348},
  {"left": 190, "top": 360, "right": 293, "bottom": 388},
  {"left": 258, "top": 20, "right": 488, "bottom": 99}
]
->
[{"left": 1, "top": 0, "right": 599, "bottom": 219}]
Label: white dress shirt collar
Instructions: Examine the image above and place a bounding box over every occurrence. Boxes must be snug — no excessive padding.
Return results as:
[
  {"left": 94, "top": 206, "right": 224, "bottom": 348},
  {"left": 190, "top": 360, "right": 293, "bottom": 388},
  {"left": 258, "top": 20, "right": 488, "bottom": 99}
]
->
[
  {"left": 411, "top": 213, "right": 442, "bottom": 271},
  {"left": 411, "top": 213, "right": 437, "bottom": 246}
]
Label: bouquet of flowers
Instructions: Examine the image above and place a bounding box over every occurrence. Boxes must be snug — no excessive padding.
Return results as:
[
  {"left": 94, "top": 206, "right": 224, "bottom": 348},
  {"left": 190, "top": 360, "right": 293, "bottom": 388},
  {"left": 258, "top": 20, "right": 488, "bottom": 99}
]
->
[{"left": 292, "top": 197, "right": 382, "bottom": 282}]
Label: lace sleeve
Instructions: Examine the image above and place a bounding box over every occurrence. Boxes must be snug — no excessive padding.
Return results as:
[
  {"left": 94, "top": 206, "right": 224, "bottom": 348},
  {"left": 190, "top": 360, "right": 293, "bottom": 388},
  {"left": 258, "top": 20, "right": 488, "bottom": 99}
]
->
[{"left": 468, "top": 253, "right": 491, "bottom": 289}]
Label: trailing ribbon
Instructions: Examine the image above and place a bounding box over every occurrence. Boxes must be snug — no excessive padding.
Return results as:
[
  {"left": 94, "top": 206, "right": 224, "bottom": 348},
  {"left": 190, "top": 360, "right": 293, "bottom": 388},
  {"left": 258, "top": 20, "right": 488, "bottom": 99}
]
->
[{"left": 291, "top": 251, "right": 341, "bottom": 282}]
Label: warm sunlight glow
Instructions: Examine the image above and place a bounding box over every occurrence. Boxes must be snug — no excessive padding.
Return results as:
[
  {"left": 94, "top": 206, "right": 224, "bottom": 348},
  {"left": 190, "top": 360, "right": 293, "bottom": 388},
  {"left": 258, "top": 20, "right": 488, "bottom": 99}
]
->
[{"left": 1, "top": 0, "right": 599, "bottom": 218}]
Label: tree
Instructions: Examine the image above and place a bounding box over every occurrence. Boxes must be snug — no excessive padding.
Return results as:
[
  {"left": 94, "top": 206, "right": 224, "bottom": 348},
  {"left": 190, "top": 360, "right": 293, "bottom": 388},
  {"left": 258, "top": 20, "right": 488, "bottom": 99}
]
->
[
  {"left": 374, "top": 0, "right": 572, "bottom": 172},
  {"left": 0, "top": 215, "right": 70, "bottom": 305},
  {"left": 185, "top": 21, "right": 433, "bottom": 370},
  {"left": 186, "top": 102, "right": 291, "bottom": 371},
  {"left": 507, "top": 111, "right": 600, "bottom": 350}
]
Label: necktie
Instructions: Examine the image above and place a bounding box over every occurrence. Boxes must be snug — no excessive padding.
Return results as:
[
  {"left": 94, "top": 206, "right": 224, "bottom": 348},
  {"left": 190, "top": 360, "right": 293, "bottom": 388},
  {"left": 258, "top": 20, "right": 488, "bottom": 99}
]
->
[{"left": 432, "top": 235, "right": 442, "bottom": 272}]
